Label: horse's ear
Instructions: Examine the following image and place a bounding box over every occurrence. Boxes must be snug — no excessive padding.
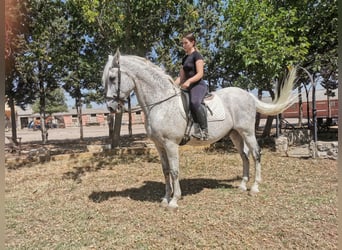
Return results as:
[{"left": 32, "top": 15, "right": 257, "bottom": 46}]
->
[{"left": 112, "top": 48, "right": 120, "bottom": 68}]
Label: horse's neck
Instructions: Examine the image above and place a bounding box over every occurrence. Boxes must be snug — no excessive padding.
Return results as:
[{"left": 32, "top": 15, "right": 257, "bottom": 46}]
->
[
  {"left": 134, "top": 81, "right": 181, "bottom": 116},
  {"left": 123, "top": 56, "right": 180, "bottom": 112}
]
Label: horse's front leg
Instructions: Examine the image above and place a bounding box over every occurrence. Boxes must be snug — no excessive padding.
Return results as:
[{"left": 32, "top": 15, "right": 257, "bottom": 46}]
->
[
  {"left": 164, "top": 141, "right": 181, "bottom": 210},
  {"left": 161, "top": 167, "right": 172, "bottom": 208},
  {"left": 156, "top": 146, "right": 172, "bottom": 207}
]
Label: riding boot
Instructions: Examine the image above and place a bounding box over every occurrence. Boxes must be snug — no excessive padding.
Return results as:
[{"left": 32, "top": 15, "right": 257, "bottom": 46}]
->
[
  {"left": 193, "top": 123, "right": 201, "bottom": 135},
  {"left": 192, "top": 105, "right": 208, "bottom": 140}
]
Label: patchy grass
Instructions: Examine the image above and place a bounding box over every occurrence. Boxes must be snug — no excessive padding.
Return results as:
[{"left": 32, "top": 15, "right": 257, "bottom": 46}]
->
[{"left": 5, "top": 147, "right": 337, "bottom": 249}]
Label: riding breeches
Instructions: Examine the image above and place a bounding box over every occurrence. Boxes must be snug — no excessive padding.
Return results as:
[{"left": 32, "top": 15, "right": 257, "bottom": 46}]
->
[{"left": 189, "top": 82, "right": 208, "bottom": 111}]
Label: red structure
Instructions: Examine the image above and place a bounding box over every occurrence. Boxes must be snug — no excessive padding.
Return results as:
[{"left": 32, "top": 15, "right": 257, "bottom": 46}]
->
[
  {"left": 259, "top": 88, "right": 338, "bottom": 122},
  {"left": 283, "top": 99, "right": 338, "bottom": 119}
]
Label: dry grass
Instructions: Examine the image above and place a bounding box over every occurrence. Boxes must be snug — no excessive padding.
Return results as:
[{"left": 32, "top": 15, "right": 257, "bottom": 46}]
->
[{"left": 5, "top": 146, "right": 337, "bottom": 249}]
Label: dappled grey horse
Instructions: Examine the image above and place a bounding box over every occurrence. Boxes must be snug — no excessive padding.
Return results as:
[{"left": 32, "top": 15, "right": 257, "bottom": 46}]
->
[{"left": 103, "top": 50, "right": 297, "bottom": 209}]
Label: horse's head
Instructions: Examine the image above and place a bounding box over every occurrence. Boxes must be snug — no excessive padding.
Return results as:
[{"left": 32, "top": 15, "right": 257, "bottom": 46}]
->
[{"left": 103, "top": 49, "right": 134, "bottom": 113}]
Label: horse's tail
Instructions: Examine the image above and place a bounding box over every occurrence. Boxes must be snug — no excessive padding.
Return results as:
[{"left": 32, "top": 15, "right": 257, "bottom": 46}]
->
[{"left": 250, "top": 67, "right": 297, "bottom": 116}]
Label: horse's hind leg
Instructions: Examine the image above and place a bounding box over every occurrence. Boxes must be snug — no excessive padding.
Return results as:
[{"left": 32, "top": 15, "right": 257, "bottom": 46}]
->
[
  {"left": 243, "top": 133, "right": 262, "bottom": 194},
  {"left": 229, "top": 130, "right": 250, "bottom": 191}
]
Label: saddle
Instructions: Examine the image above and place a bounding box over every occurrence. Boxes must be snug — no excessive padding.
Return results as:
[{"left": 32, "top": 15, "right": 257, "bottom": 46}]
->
[{"left": 179, "top": 90, "right": 225, "bottom": 145}]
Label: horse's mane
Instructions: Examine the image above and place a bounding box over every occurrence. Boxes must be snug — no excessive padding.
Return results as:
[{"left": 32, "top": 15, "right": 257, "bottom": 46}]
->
[
  {"left": 103, "top": 54, "right": 178, "bottom": 93},
  {"left": 126, "top": 55, "right": 176, "bottom": 85},
  {"left": 123, "top": 55, "right": 177, "bottom": 86}
]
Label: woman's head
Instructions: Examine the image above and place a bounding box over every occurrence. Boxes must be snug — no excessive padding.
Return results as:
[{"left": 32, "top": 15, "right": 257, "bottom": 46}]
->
[{"left": 182, "top": 33, "right": 196, "bottom": 54}]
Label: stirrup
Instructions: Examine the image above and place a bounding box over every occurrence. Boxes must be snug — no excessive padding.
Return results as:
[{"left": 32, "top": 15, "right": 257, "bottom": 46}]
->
[{"left": 192, "top": 129, "right": 208, "bottom": 141}]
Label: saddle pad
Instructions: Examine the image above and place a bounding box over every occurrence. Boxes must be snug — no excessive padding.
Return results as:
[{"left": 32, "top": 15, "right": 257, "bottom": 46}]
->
[{"left": 204, "top": 94, "right": 225, "bottom": 121}]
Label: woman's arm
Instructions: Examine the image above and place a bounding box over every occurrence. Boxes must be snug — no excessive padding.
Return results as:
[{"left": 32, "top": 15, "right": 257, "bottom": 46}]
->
[{"left": 175, "top": 68, "right": 185, "bottom": 85}]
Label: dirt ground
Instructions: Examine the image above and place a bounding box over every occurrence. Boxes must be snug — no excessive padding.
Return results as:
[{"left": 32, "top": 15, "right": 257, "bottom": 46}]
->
[
  {"left": 5, "top": 145, "right": 337, "bottom": 249},
  {"left": 4, "top": 123, "right": 338, "bottom": 249}
]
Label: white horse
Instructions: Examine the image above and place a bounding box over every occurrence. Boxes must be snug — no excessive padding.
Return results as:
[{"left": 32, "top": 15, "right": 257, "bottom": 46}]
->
[{"left": 103, "top": 50, "right": 296, "bottom": 210}]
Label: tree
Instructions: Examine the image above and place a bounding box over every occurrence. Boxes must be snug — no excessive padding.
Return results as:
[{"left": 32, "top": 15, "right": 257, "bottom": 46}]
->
[
  {"left": 32, "top": 88, "right": 68, "bottom": 115},
  {"left": 280, "top": 1, "right": 338, "bottom": 126},
  {"left": 222, "top": 0, "right": 310, "bottom": 136},
  {"left": 61, "top": 0, "right": 104, "bottom": 140},
  {"left": 5, "top": 0, "right": 31, "bottom": 142},
  {"left": 6, "top": 0, "right": 337, "bottom": 143},
  {"left": 14, "top": 0, "right": 69, "bottom": 143},
  {"left": 72, "top": 0, "right": 194, "bottom": 146}
]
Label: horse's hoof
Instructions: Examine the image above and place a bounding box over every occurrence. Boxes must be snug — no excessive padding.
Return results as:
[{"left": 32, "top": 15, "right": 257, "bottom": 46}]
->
[
  {"left": 160, "top": 198, "right": 169, "bottom": 208},
  {"left": 249, "top": 188, "right": 259, "bottom": 196},
  {"left": 166, "top": 204, "right": 178, "bottom": 212},
  {"left": 238, "top": 185, "right": 247, "bottom": 192},
  {"left": 166, "top": 200, "right": 179, "bottom": 211}
]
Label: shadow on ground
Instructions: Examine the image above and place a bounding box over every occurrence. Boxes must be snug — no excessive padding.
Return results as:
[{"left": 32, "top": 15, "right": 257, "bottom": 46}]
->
[{"left": 88, "top": 177, "right": 240, "bottom": 203}]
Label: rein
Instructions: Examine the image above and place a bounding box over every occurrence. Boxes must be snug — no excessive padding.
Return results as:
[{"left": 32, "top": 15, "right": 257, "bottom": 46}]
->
[
  {"left": 139, "top": 91, "right": 181, "bottom": 110},
  {"left": 110, "top": 64, "right": 181, "bottom": 111}
]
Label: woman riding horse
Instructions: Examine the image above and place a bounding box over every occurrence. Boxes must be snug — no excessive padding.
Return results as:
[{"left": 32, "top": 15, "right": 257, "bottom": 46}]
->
[{"left": 174, "top": 33, "right": 208, "bottom": 140}]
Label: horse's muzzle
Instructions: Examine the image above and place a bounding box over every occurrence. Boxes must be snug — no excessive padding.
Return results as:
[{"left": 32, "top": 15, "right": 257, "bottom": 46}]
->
[{"left": 106, "top": 100, "right": 120, "bottom": 113}]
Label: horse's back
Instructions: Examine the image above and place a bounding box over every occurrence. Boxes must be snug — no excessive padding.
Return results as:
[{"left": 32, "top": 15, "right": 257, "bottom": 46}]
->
[
  {"left": 215, "top": 87, "right": 255, "bottom": 109},
  {"left": 214, "top": 87, "right": 257, "bottom": 127}
]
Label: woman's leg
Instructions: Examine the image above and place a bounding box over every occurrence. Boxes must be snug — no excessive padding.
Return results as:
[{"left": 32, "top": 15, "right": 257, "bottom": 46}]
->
[{"left": 190, "top": 83, "right": 208, "bottom": 139}]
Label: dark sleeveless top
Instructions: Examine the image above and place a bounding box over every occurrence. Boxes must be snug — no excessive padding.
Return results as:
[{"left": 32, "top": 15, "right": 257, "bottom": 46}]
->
[{"left": 182, "top": 51, "right": 206, "bottom": 86}]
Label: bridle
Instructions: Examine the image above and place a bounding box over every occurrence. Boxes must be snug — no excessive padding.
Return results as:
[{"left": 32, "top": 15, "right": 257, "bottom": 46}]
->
[
  {"left": 107, "top": 60, "right": 126, "bottom": 109},
  {"left": 116, "top": 59, "right": 121, "bottom": 103}
]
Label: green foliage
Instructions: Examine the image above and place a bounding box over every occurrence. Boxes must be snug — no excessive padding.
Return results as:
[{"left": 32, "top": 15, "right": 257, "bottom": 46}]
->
[
  {"left": 153, "top": 0, "right": 226, "bottom": 83},
  {"left": 6, "top": 0, "right": 338, "bottom": 111},
  {"left": 32, "top": 88, "right": 68, "bottom": 114},
  {"left": 62, "top": 0, "right": 104, "bottom": 107},
  {"left": 73, "top": 0, "right": 179, "bottom": 55},
  {"left": 223, "top": 0, "right": 310, "bottom": 90},
  {"left": 9, "top": 0, "right": 69, "bottom": 109}
]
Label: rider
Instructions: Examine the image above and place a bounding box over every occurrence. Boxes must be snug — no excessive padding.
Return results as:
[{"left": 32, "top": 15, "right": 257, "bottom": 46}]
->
[{"left": 174, "top": 33, "right": 208, "bottom": 140}]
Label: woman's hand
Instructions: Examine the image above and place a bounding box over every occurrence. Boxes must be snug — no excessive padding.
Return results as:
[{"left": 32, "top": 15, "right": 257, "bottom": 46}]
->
[{"left": 181, "top": 80, "right": 191, "bottom": 89}]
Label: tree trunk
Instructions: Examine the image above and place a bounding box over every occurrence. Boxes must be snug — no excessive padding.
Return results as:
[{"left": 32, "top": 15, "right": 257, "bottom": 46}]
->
[
  {"left": 262, "top": 88, "right": 275, "bottom": 137},
  {"left": 9, "top": 97, "right": 18, "bottom": 142},
  {"left": 128, "top": 96, "right": 132, "bottom": 137},
  {"left": 39, "top": 85, "right": 48, "bottom": 144},
  {"left": 111, "top": 108, "right": 123, "bottom": 148},
  {"left": 254, "top": 89, "right": 262, "bottom": 130},
  {"left": 108, "top": 113, "right": 114, "bottom": 139},
  {"left": 76, "top": 98, "right": 84, "bottom": 140},
  {"left": 327, "top": 92, "right": 331, "bottom": 118},
  {"left": 40, "top": 113, "right": 48, "bottom": 144},
  {"left": 262, "top": 116, "right": 275, "bottom": 137}
]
